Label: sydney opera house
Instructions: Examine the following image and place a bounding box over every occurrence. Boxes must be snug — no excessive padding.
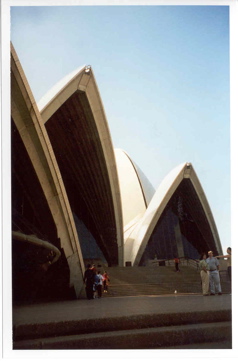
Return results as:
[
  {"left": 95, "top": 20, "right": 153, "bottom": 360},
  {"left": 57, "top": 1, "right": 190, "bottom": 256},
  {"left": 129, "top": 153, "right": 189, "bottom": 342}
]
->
[{"left": 11, "top": 43, "right": 223, "bottom": 304}]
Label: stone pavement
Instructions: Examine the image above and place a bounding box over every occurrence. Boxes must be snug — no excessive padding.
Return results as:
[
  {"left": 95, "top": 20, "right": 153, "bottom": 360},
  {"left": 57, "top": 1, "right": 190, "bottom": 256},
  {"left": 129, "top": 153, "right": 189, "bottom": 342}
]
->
[{"left": 13, "top": 294, "right": 232, "bottom": 349}]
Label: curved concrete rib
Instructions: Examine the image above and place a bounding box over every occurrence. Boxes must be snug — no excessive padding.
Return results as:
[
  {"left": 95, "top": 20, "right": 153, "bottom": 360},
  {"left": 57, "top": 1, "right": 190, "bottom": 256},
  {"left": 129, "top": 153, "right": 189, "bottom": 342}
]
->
[
  {"left": 125, "top": 162, "right": 222, "bottom": 266},
  {"left": 11, "top": 43, "right": 85, "bottom": 297}
]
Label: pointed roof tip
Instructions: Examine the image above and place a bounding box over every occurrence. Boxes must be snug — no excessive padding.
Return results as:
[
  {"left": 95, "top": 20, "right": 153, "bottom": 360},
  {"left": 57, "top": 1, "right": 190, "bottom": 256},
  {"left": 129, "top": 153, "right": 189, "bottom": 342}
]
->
[
  {"left": 37, "top": 64, "right": 94, "bottom": 112},
  {"left": 178, "top": 161, "right": 192, "bottom": 168},
  {"left": 147, "top": 162, "right": 195, "bottom": 210},
  {"left": 84, "top": 65, "right": 92, "bottom": 74},
  {"left": 168, "top": 162, "right": 195, "bottom": 179}
]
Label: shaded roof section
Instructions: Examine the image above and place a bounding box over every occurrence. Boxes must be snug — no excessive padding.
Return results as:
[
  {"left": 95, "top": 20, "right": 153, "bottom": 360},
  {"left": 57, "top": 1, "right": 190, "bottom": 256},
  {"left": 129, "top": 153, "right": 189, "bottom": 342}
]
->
[
  {"left": 124, "top": 162, "right": 222, "bottom": 265},
  {"left": 114, "top": 149, "right": 155, "bottom": 231},
  {"left": 11, "top": 118, "right": 58, "bottom": 245},
  {"left": 38, "top": 66, "right": 123, "bottom": 266}
]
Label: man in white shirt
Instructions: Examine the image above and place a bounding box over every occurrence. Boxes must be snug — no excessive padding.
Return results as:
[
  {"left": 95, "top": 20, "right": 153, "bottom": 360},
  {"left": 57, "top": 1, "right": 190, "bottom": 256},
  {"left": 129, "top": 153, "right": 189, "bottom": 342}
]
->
[{"left": 206, "top": 251, "right": 222, "bottom": 295}]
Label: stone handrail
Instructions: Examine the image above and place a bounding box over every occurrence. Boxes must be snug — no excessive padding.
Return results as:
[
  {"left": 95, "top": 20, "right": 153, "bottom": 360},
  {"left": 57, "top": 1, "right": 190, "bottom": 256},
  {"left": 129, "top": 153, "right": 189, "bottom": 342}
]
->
[{"left": 12, "top": 231, "right": 61, "bottom": 265}]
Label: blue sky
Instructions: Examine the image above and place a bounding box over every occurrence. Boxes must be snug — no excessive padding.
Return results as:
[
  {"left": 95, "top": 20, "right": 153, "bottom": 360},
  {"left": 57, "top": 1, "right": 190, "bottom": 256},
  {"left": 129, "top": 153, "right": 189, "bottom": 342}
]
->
[{"left": 10, "top": 4, "right": 231, "bottom": 253}]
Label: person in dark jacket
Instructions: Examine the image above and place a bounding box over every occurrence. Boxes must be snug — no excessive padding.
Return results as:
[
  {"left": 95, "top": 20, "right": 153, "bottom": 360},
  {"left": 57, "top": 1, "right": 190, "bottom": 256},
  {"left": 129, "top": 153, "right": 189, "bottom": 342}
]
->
[{"left": 83, "top": 264, "right": 94, "bottom": 299}]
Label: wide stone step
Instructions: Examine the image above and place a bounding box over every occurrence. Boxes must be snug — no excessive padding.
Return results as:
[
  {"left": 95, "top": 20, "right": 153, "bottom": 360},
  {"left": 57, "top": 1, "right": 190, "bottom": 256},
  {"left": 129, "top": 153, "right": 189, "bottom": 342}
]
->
[
  {"left": 14, "top": 321, "right": 231, "bottom": 349},
  {"left": 13, "top": 306, "right": 231, "bottom": 342}
]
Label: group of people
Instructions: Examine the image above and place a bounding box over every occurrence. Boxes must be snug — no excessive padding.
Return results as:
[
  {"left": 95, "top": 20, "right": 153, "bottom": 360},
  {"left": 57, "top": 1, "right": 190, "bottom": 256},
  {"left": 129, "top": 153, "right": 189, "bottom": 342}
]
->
[
  {"left": 83, "top": 264, "right": 110, "bottom": 300},
  {"left": 199, "top": 247, "right": 231, "bottom": 296}
]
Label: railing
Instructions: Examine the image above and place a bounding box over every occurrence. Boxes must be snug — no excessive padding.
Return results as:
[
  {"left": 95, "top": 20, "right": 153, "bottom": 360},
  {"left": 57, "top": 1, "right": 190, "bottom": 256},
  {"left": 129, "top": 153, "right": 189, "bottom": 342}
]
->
[{"left": 12, "top": 231, "right": 61, "bottom": 265}]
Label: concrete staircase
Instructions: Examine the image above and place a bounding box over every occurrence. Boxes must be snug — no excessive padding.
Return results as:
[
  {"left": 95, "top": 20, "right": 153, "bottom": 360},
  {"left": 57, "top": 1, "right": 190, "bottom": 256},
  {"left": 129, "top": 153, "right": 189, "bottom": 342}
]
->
[
  {"left": 101, "top": 265, "right": 231, "bottom": 297},
  {"left": 13, "top": 295, "right": 232, "bottom": 349},
  {"left": 13, "top": 265, "right": 232, "bottom": 349}
]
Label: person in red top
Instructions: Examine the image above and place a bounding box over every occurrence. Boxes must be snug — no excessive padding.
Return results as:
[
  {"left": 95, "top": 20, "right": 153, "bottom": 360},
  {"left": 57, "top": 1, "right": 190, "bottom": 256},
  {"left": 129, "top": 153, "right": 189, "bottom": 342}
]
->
[
  {"left": 174, "top": 257, "right": 180, "bottom": 272},
  {"left": 102, "top": 271, "right": 110, "bottom": 293}
]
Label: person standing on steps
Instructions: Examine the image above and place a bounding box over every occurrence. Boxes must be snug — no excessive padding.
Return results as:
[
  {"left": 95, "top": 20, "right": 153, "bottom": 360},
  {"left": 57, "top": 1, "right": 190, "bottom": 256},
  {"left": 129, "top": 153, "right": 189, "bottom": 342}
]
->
[
  {"left": 206, "top": 251, "right": 222, "bottom": 295},
  {"left": 216, "top": 247, "right": 232, "bottom": 295},
  {"left": 95, "top": 271, "right": 104, "bottom": 298},
  {"left": 83, "top": 264, "right": 94, "bottom": 300},
  {"left": 102, "top": 271, "right": 110, "bottom": 293},
  {"left": 93, "top": 270, "right": 99, "bottom": 299},
  {"left": 199, "top": 253, "right": 210, "bottom": 296},
  {"left": 174, "top": 257, "right": 180, "bottom": 272},
  {"left": 216, "top": 247, "right": 232, "bottom": 282}
]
